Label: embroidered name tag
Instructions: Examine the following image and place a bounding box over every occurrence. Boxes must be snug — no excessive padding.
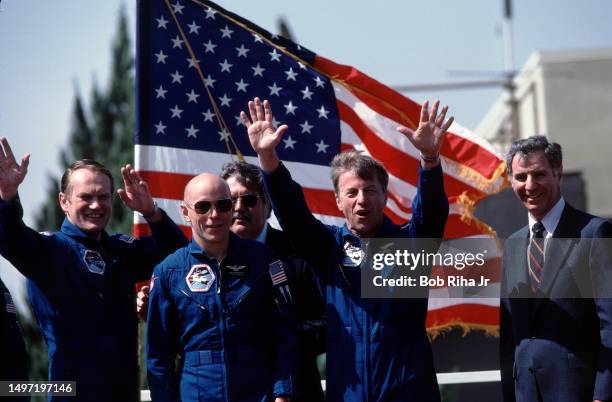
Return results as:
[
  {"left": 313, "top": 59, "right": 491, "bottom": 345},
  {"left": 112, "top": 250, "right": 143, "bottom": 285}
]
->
[{"left": 225, "top": 264, "right": 247, "bottom": 278}]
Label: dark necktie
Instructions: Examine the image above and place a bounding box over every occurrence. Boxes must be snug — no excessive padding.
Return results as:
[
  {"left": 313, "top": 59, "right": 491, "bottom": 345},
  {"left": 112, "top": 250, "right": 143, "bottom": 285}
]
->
[{"left": 528, "top": 221, "right": 545, "bottom": 293}]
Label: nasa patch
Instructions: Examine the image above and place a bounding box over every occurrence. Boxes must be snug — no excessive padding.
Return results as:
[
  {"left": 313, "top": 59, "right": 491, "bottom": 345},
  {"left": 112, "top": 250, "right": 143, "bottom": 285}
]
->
[
  {"left": 83, "top": 250, "right": 106, "bottom": 275},
  {"left": 186, "top": 264, "right": 215, "bottom": 292},
  {"left": 342, "top": 240, "right": 364, "bottom": 267}
]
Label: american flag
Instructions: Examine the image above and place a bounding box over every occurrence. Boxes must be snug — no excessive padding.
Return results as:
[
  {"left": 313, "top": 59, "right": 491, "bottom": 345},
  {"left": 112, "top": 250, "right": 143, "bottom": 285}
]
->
[
  {"left": 135, "top": 0, "right": 507, "bottom": 334},
  {"left": 269, "top": 260, "right": 289, "bottom": 286}
]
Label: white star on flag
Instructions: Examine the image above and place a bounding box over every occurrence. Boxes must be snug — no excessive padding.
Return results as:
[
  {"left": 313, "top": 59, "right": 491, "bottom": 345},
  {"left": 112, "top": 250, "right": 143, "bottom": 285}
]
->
[
  {"left": 219, "top": 94, "right": 232, "bottom": 107},
  {"left": 252, "top": 64, "right": 265, "bottom": 77},
  {"left": 283, "top": 136, "right": 296, "bottom": 149},
  {"left": 154, "top": 121, "right": 166, "bottom": 134},
  {"left": 301, "top": 86, "right": 313, "bottom": 100},
  {"left": 268, "top": 82, "right": 282, "bottom": 96},
  {"left": 186, "top": 124, "right": 199, "bottom": 138},
  {"left": 219, "top": 59, "right": 233, "bottom": 73},
  {"left": 203, "top": 40, "right": 217, "bottom": 53},
  {"left": 236, "top": 44, "right": 250, "bottom": 57},
  {"left": 220, "top": 25, "right": 233, "bottom": 38},
  {"left": 171, "top": 36, "right": 184, "bottom": 48},
  {"left": 315, "top": 139, "right": 329, "bottom": 153},
  {"left": 235, "top": 79, "right": 249, "bottom": 92},
  {"left": 171, "top": 1, "right": 184, "bottom": 14},
  {"left": 170, "top": 71, "right": 183, "bottom": 84},
  {"left": 285, "top": 67, "right": 298, "bottom": 81},
  {"left": 155, "top": 50, "right": 168, "bottom": 64},
  {"left": 300, "top": 120, "right": 313, "bottom": 134},
  {"left": 269, "top": 49, "right": 281, "bottom": 62},
  {"left": 204, "top": 74, "right": 216, "bottom": 88},
  {"left": 156, "top": 16, "right": 168, "bottom": 29},
  {"left": 186, "top": 90, "right": 200, "bottom": 103},
  {"left": 202, "top": 109, "right": 215, "bottom": 122},
  {"left": 316, "top": 105, "right": 329, "bottom": 119},
  {"left": 187, "top": 21, "right": 201, "bottom": 34},
  {"left": 170, "top": 105, "right": 183, "bottom": 119},
  {"left": 284, "top": 101, "right": 298, "bottom": 115},
  {"left": 155, "top": 85, "right": 167, "bottom": 99}
]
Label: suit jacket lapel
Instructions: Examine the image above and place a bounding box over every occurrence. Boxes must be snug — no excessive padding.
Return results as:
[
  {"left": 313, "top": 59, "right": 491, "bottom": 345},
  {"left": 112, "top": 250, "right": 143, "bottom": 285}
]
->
[{"left": 538, "top": 204, "right": 579, "bottom": 296}]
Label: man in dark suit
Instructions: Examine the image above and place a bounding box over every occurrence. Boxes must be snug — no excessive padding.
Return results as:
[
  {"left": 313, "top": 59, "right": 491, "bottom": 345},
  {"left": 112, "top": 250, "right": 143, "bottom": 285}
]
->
[
  {"left": 220, "top": 160, "right": 326, "bottom": 402},
  {"left": 500, "top": 135, "right": 612, "bottom": 402}
]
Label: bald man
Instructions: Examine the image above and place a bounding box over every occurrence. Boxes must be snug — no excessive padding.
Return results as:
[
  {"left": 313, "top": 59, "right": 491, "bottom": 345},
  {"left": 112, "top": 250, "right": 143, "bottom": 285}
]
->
[{"left": 146, "top": 173, "right": 297, "bottom": 402}]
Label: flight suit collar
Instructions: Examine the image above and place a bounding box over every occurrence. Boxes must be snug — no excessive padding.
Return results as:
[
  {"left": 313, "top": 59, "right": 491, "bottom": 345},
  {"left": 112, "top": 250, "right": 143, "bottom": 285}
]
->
[
  {"left": 187, "top": 232, "right": 240, "bottom": 259},
  {"left": 339, "top": 214, "right": 397, "bottom": 242},
  {"left": 60, "top": 217, "right": 110, "bottom": 245}
]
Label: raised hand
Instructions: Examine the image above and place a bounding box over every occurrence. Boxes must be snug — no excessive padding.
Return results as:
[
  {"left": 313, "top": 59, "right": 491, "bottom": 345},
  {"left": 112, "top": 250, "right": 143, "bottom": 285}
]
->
[
  {"left": 396, "top": 100, "right": 454, "bottom": 164},
  {"left": 117, "top": 164, "right": 158, "bottom": 220},
  {"left": 240, "top": 97, "right": 288, "bottom": 156},
  {"left": 0, "top": 137, "right": 30, "bottom": 201}
]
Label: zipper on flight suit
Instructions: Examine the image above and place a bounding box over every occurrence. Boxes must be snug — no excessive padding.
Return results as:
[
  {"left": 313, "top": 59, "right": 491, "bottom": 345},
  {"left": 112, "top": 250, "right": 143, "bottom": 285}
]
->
[{"left": 213, "top": 258, "right": 230, "bottom": 402}]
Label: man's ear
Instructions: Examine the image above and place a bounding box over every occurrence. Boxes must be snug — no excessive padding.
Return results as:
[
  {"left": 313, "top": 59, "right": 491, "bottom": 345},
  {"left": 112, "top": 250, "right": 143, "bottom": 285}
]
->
[
  {"left": 335, "top": 193, "right": 342, "bottom": 212},
  {"left": 180, "top": 203, "right": 190, "bottom": 223},
  {"left": 58, "top": 192, "right": 69, "bottom": 213}
]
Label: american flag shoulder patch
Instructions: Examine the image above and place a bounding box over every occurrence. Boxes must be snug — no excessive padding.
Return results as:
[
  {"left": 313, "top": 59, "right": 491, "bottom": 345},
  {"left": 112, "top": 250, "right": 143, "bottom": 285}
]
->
[{"left": 269, "top": 260, "right": 288, "bottom": 286}]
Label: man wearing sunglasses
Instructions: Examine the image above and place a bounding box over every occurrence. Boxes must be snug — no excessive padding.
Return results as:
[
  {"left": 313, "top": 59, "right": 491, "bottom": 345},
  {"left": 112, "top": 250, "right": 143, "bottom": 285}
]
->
[
  {"left": 221, "top": 161, "right": 326, "bottom": 402},
  {"left": 146, "top": 172, "right": 296, "bottom": 402},
  {"left": 241, "top": 97, "right": 451, "bottom": 402},
  {"left": 0, "top": 138, "right": 186, "bottom": 401}
]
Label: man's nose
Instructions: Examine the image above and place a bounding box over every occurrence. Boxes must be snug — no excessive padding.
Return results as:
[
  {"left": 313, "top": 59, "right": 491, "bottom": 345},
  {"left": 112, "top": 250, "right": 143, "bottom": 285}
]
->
[{"left": 525, "top": 175, "right": 536, "bottom": 190}]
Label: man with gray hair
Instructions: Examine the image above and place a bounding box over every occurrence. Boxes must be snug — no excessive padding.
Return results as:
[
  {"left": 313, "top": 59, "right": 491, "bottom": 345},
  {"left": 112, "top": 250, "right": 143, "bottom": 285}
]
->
[{"left": 500, "top": 135, "right": 612, "bottom": 402}]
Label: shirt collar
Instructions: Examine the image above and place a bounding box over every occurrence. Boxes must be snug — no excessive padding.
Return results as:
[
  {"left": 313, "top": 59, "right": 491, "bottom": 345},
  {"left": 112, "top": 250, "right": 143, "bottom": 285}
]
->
[
  {"left": 255, "top": 223, "right": 269, "bottom": 244},
  {"left": 60, "top": 217, "right": 108, "bottom": 243},
  {"left": 528, "top": 197, "right": 565, "bottom": 237},
  {"left": 187, "top": 232, "right": 237, "bottom": 259}
]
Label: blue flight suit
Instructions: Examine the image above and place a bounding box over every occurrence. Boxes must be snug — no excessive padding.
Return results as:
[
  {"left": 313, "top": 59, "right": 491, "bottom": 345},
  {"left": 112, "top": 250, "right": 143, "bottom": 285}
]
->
[
  {"left": 146, "top": 233, "right": 297, "bottom": 402},
  {"left": 0, "top": 196, "right": 186, "bottom": 402},
  {"left": 263, "top": 162, "right": 449, "bottom": 402}
]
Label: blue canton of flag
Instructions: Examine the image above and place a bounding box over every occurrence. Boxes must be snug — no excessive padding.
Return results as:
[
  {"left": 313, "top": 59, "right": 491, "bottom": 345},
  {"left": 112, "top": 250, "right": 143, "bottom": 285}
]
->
[{"left": 137, "top": 0, "right": 340, "bottom": 166}]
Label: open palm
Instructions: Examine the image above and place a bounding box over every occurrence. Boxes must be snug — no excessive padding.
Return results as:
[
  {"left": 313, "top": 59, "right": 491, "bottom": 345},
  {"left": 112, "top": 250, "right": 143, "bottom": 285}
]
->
[
  {"left": 396, "top": 100, "right": 454, "bottom": 158},
  {"left": 0, "top": 137, "right": 30, "bottom": 201},
  {"left": 241, "top": 97, "right": 288, "bottom": 154}
]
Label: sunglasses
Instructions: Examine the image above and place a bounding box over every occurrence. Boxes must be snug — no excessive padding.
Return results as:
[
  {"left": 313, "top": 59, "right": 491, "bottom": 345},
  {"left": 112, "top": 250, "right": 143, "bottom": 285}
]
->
[
  {"left": 232, "top": 193, "right": 260, "bottom": 208},
  {"left": 184, "top": 198, "right": 233, "bottom": 214}
]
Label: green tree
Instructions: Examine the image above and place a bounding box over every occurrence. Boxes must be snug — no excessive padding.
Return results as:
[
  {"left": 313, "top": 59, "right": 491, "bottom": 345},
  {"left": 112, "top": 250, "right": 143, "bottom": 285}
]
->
[
  {"left": 35, "top": 4, "right": 135, "bottom": 234},
  {"left": 23, "top": 5, "right": 138, "bottom": 395}
]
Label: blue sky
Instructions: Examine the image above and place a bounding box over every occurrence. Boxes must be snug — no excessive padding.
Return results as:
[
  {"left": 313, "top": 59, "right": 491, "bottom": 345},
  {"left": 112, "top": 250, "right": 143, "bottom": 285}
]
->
[{"left": 1, "top": 0, "right": 611, "bottom": 309}]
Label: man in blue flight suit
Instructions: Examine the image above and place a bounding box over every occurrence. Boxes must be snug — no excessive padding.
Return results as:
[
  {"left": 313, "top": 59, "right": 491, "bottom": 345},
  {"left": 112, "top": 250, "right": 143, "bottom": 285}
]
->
[
  {"left": 221, "top": 161, "right": 326, "bottom": 402},
  {"left": 0, "top": 137, "right": 186, "bottom": 401},
  {"left": 1, "top": 276, "right": 30, "bottom": 402},
  {"left": 146, "top": 172, "right": 297, "bottom": 402},
  {"left": 241, "top": 98, "right": 452, "bottom": 401}
]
